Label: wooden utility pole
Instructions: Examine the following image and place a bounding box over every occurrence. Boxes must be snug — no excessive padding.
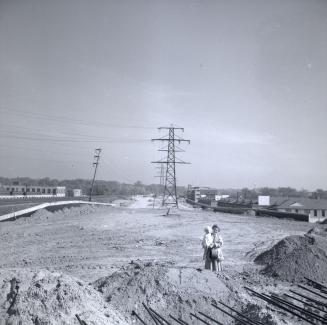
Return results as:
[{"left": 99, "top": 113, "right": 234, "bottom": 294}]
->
[{"left": 89, "top": 148, "right": 102, "bottom": 202}]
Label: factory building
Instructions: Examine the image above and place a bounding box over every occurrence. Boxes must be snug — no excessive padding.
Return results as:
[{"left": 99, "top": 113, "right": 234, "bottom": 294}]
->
[
  {"left": 186, "top": 186, "right": 218, "bottom": 203},
  {"left": 0, "top": 184, "right": 66, "bottom": 198}
]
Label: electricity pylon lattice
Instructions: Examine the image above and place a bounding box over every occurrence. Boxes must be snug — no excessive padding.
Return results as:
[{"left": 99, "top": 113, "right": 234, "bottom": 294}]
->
[
  {"left": 154, "top": 163, "right": 165, "bottom": 189},
  {"left": 152, "top": 126, "right": 190, "bottom": 208}
]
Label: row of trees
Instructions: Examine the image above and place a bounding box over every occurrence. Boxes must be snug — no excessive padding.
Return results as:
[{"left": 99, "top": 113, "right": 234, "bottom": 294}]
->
[
  {"left": 0, "top": 177, "right": 186, "bottom": 197},
  {"left": 225, "top": 187, "right": 327, "bottom": 201},
  {"left": 1, "top": 177, "right": 326, "bottom": 200}
]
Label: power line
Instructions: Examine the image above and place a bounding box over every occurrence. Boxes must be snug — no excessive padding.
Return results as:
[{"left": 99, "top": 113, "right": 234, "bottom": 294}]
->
[
  {"left": 0, "top": 143, "right": 90, "bottom": 158},
  {"left": 0, "top": 107, "right": 155, "bottom": 130},
  {"left": 0, "top": 134, "right": 149, "bottom": 144},
  {"left": 0, "top": 154, "right": 90, "bottom": 165},
  {"left": 101, "top": 159, "right": 136, "bottom": 185},
  {"left": 1, "top": 123, "right": 140, "bottom": 141},
  {"left": 151, "top": 126, "right": 190, "bottom": 208}
]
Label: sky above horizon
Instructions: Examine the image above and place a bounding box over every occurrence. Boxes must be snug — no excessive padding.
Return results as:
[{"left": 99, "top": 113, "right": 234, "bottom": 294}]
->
[{"left": 0, "top": 0, "right": 326, "bottom": 190}]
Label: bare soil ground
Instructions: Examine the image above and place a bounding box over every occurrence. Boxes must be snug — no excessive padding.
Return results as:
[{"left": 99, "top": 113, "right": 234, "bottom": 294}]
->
[
  {"left": 0, "top": 196, "right": 322, "bottom": 324},
  {"left": 0, "top": 195, "right": 123, "bottom": 216}
]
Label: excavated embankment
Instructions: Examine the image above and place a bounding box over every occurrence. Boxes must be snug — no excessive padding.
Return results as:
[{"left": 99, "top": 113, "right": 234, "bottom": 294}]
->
[{"left": 254, "top": 227, "right": 327, "bottom": 283}]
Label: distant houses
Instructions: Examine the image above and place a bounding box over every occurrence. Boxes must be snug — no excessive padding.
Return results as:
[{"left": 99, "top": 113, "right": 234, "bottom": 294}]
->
[
  {"left": 258, "top": 196, "right": 327, "bottom": 222},
  {"left": 187, "top": 188, "right": 327, "bottom": 223}
]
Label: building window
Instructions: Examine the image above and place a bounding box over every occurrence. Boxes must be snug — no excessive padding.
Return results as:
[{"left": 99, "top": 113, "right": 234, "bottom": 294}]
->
[
  {"left": 323, "top": 210, "right": 326, "bottom": 217},
  {"left": 37, "top": 188, "right": 40, "bottom": 193},
  {"left": 42, "top": 189, "right": 45, "bottom": 193},
  {"left": 48, "top": 189, "right": 51, "bottom": 194},
  {"left": 27, "top": 188, "right": 30, "bottom": 192},
  {"left": 32, "top": 188, "right": 35, "bottom": 193},
  {"left": 295, "top": 209, "right": 298, "bottom": 213},
  {"left": 6, "top": 187, "right": 9, "bottom": 191},
  {"left": 314, "top": 210, "right": 317, "bottom": 217}
]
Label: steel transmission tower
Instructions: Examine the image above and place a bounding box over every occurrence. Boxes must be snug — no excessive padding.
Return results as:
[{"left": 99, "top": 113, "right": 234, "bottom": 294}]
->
[
  {"left": 154, "top": 163, "right": 165, "bottom": 188},
  {"left": 152, "top": 163, "right": 165, "bottom": 208},
  {"left": 152, "top": 126, "right": 190, "bottom": 207}
]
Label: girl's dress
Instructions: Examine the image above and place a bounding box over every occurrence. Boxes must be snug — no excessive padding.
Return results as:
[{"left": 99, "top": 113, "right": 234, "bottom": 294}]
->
[{"left": 202, "top": 232, "right": 213, "bottom": 260}]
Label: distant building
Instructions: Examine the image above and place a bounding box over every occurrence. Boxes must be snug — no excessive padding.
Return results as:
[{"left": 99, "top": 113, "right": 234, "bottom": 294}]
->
[
  {"left": 216, "top": 194, "right": 230, "bottom": 201},
  {"left": 186, "top": 186, "right": 218, "bottom": 203},
  {"left": 0, "top": 184, "right": 66, "bottom": 198},
  {"left": 258, "top": 196, "right": 288, "bottom": 207},
  {"left": 258, "top": 196, "right": 327, "bottom": 222},
  {"left": 258, "top": 195, "right": 270, "bottom": 206},
  {"left": 73, "top": 189, "right": 82, "bottom": 197}
]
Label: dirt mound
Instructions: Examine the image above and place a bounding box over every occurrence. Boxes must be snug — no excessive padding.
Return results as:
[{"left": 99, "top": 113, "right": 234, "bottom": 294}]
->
[
  {"left": 93, "top": 261, "right": 231, "bottom": 324},
  {"left": 0, "top": 268, "right": 126, "bottom": 325},
  {"left": 31, "top": 208, "right": 54, "bottom": 219},
  {"left": 45, "top": 204, "right": 110, "bottom": 219},
  {"left": 15, "top": 205, "right": 111, "bottom": 225},
  {"left": 92, "top": 261, "right": 278, "bottom": 324},
  {"left": 254, "top": 235, "right": 327, "bottom": 283},
  {"left": 308, "top": 225, "right": 327, "bottom": 237}
]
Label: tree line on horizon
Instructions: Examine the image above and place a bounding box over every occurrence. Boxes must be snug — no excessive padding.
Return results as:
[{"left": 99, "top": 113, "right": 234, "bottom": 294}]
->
[
  {"left": 0, "top": 177, "right": 185, "bottom": 197},
  {"left": 1, "top": 177, "right": 326, "bottom": 200},
  {"left": 228, "top": 187, "right": 327, "bottom": 201}
]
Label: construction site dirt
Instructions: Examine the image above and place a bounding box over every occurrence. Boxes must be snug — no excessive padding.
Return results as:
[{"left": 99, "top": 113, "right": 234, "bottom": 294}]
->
[{"left": 1, "top": 196, "right": 327, "bottom": 324}]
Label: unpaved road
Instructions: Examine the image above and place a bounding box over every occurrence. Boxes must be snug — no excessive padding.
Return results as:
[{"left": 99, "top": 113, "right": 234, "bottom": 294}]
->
[{"left": 0, "top": 197, "right": 312, "bottom": 283}]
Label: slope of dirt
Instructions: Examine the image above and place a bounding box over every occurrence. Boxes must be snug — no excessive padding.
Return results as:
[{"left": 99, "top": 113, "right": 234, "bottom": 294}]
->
[
  {"left": 92, "top": 261, "right": 278, "bottom": 325},
  {"left": 254, "top": 234, "right": 327, "bottom": 283},
  {"left": 0, "top": 268, "right": 127, "bottom": 325},
  {"left": 307, "top": 225, "right": 327, "bottom": 238}
]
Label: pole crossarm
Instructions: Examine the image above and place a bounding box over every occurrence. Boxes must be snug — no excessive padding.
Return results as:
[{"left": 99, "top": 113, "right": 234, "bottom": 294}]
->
[
  {"left": 158, "top": 127, "right": 184, "bottom": 131},
  {"left": 158, "top": 149, "right": 185, "bottom": 152},
  {"left": 151, "top": 161, "right": 191, "bottom": 164},
  {"left": 151, "top": 138, "right": 190, "bottom": 144}
]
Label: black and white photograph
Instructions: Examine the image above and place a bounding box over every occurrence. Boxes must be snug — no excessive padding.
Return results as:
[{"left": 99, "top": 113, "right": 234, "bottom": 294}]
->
[{"left": 0, "top": 0, "right": 327, "bottom": 324}]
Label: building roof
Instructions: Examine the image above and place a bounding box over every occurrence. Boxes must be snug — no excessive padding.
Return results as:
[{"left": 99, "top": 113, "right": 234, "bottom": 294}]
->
[
  {"left": 277, "top": 198, "right": 327, "bottom": 210},
  {"left": 188, "top": 187, "right": 217, "bottom": 193},
  {"left": 269, "top": 196, "right": 290, "bottom": 206}
]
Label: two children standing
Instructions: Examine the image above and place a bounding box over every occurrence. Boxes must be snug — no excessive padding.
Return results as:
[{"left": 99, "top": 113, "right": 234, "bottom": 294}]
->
[{"left": 202, "top": 224, "right": 224, "bottom": 272}]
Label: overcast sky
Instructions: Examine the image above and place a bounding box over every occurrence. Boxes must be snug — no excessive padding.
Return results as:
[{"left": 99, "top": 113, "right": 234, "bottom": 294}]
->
[{"left": 0, "top": 0, "right": 326, "bottom": 190}]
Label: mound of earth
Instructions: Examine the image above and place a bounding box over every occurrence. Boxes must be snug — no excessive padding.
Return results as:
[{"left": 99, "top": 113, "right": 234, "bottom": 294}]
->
[
  {"left": 15, "top": 204, "right": 111, "bottom": 226},
  {"left": 0, "top": 268, "right": 126, "bottom": 325},
  {"left": 308, "top": 225, "right": 327, "bottom": 237},
  {"left": 92, "top": 261, "right": 277, "bottom": 325},
  {"left": 254, "top": 235, "right": 327, "bottom": 283}
]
